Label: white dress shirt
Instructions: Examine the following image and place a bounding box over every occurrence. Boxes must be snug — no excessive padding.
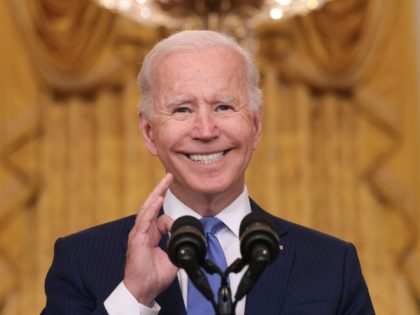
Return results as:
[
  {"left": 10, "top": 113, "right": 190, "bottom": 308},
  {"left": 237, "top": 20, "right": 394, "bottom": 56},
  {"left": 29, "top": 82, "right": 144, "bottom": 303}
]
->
[{"left": 105, "top": 187, "right": 251, "bottom": 315}]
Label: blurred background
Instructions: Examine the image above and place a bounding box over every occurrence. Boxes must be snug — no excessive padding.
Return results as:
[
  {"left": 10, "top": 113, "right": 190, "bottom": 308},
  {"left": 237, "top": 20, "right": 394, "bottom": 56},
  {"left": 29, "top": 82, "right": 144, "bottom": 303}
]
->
[{"left": 0, "top": 0, "right": 419, "bottom": 314}]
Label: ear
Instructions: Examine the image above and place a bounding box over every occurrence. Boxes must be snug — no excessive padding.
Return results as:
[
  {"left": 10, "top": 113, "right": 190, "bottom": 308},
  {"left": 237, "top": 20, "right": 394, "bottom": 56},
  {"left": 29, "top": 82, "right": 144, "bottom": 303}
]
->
[
  {"left": 252, "top": 109, "right": 262, "bottom": 150},
  {"left": 140, "top": 112, "right": 158, "bottom": 156}
]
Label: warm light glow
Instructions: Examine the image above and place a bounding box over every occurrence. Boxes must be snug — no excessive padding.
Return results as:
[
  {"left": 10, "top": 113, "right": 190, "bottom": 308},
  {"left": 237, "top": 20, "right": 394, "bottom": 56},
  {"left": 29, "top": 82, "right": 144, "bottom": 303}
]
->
[
  {"left": 140, "top": 7, "right": 152, "bottom": 19},
  {"left": 306, "top": 0, "right": 319, "bottom": 10},
  {"left": 117, "top": 0, "right": 132, "bottom": 11},
  {"left": 92, "top": 0, "right": 333, "bottom": 35},
  {"left": 270, "top": 8, "right": 284, "bottom": 19},
  {"left": 98, "top": 0, "right": 117, "bottom": 9},
  {"left": 275, "top": 0, "right": 291, "bottom": 5}
]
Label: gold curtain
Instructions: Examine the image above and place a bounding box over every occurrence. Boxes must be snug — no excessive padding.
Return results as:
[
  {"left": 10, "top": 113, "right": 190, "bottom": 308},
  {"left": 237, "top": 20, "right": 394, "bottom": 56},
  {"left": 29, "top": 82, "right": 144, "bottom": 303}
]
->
[
  {"left": 249, "top": 1, "right": 420, "bottom": 313},
  {"left": 0, "top": 0, "right": 418, "bottom": 314}
]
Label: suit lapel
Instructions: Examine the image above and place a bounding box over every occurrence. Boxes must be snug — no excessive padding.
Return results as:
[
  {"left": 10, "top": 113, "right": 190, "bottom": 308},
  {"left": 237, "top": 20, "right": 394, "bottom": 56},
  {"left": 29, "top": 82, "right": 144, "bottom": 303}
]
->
[{"left": 245, "top": 200, "right": 296, "bottom": 314}]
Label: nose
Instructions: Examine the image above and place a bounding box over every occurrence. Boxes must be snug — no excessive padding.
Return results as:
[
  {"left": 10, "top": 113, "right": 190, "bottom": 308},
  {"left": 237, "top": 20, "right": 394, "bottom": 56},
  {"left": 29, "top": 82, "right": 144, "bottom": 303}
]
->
[{"left": 191, "top": 107, "right": 220, "bottom": 141}]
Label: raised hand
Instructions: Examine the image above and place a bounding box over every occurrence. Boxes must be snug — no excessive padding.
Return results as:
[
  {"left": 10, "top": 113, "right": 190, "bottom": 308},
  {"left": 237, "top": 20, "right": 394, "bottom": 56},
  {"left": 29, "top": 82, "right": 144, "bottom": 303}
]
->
[{"left": 123, "top": 173, "right": 178, "bottom": 306}]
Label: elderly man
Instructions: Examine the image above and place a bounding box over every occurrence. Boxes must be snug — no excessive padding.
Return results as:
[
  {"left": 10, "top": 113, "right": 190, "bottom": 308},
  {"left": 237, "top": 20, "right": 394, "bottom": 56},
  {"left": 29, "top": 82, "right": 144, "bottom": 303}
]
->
[{"left": 42, "top": 30, "right": 375, "bottom": 315}]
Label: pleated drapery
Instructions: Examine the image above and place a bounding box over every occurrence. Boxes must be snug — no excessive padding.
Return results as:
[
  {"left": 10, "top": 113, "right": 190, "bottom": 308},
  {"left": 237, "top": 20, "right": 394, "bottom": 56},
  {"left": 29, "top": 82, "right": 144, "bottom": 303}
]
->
[{"left": 0, "top": 0, "right": 418, "bottom": 314}]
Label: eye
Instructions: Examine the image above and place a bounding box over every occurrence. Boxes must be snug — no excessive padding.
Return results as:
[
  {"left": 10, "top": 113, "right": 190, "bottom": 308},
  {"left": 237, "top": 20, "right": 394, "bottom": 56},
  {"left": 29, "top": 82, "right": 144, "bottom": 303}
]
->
[
  {"left": 173, "top": 107, "right": 191, "bottom": 114},
  {"left": 216, "top": 104, "right": 234, "bottom": 112}
]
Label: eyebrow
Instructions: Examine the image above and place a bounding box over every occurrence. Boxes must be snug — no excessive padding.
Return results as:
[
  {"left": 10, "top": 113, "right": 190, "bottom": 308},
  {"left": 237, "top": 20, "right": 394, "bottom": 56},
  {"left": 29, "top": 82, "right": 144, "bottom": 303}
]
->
[
  {"left": 211, "top": 97, "right": 237, "bottom": 105},
  {"left": 166, "top": 96, "right": 237, "bottom": 109},
  {"left": 166, "top": 98, "right": 192, "bottom": 109},
  {"left": 218, "top": 97, "right": 235, "bottom": 103}
]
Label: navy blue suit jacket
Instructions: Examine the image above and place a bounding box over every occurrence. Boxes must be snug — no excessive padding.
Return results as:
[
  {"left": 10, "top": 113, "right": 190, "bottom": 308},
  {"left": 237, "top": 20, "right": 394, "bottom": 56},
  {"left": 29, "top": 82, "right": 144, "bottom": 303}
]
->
[{"left": 41, "top": 200, "right": 375, "bottom": 314}]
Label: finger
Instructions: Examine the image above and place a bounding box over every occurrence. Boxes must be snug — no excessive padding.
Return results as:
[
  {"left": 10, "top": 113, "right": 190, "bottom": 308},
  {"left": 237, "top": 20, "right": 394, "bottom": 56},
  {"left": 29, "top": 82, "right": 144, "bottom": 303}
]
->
[
  {"left": 137, "top": 173, "right": 173, "bottom": 218},
  {"left": 156, "top": 214, "right": 174, "bottom": 235},
  {"left": 135, "top": 196, "right": 164, "bottom": 234},
  {"left": 141, "top": 173, "right": 172, "bottom": 214},
  {"left": 135, "top": 173, "right": 173, "bottom": 224}
]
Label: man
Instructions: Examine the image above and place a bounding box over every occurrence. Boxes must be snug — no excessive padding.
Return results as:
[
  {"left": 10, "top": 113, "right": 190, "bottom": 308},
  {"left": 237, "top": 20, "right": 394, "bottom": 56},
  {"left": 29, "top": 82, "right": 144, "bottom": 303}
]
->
[{"left": 42, "top": 30, "right": 375, "bottom": 314}]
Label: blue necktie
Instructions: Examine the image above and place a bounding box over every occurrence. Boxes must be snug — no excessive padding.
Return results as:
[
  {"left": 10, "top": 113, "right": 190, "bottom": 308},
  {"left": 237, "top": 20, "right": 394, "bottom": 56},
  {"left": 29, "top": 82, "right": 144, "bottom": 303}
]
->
[{"left": 187, "top": 217, "right": 227, "bottom": 315}]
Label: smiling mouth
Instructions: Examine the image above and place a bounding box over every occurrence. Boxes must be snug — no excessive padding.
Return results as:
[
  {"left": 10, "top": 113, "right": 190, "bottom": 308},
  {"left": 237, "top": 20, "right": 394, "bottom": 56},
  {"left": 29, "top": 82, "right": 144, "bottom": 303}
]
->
[{"left": 188, "top": 151, "right": 225, "bottom": 165}]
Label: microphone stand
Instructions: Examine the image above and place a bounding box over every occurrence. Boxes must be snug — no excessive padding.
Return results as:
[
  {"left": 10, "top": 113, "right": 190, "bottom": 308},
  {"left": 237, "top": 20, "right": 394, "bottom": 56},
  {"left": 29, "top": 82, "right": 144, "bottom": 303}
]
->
[{"left": 201, "top": 258, "right": 248, "bottom": 315}]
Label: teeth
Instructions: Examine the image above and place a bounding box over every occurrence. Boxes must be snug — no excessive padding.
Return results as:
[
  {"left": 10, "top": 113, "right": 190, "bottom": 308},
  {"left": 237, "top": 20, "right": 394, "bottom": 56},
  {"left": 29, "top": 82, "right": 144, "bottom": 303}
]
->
[{"left": 189, "top": 152, "right": 224, "bottom": 164}]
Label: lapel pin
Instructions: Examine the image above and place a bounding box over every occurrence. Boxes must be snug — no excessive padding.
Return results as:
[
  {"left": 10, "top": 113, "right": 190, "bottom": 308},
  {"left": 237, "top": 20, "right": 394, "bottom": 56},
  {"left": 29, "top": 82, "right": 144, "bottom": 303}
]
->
[{"left": 279, "top": 245, "right": 284, "bottom": 251}]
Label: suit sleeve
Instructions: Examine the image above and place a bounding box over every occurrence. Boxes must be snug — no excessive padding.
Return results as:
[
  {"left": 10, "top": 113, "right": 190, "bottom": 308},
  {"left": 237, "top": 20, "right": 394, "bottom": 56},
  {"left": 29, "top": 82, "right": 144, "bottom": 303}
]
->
[
  {"left": 337, "top": 243, "right": 375, "bottom": 315},
  {"left": 41, "top": 237, "right": 108, "bottom": 315}
]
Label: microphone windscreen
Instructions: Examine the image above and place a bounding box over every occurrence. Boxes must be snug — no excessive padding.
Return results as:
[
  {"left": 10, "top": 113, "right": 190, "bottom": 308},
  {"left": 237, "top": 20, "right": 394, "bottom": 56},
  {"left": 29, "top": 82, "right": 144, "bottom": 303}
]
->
[
  {"left": 168, "top": 215, "right": 206, "bottom": 267},
  {"left": 239, "top": 212, "right": 280, "bottom": 264},
  {"left": 171, "top": 215, "right": 203, "bottom": 234},
  {"left": 239, "top": 212, "right": 275, "bottom": 237}
]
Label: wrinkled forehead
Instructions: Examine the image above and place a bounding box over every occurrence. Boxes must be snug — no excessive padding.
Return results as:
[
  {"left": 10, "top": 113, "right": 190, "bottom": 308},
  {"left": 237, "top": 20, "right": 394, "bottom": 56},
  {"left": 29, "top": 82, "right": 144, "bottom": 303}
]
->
[
  {"left": 151, "top": 45, "right": 247, "bottom": 79},
  {"left": 152, "top": 49, "right": 248, "bottom": 100}
]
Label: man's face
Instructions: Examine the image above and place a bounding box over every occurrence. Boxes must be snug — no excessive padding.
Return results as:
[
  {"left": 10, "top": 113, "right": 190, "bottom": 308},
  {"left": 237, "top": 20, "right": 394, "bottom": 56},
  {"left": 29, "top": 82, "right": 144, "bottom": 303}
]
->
[{"left": 141, "top": 47, "right": 261, "bottom": 209}]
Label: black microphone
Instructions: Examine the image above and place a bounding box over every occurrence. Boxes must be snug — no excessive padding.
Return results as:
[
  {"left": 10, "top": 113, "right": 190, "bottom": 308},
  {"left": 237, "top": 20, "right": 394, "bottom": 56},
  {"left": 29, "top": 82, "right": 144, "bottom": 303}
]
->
[
  {"left": 167, "top": 216, "right": 214, "bottom": 301},
  {"left": 235, "top": 213, "right": 280, "bottom": 301}
]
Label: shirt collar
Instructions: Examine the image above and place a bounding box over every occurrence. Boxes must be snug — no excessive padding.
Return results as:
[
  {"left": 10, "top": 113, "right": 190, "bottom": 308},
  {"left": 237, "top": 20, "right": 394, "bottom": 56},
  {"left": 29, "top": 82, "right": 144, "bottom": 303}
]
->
[{"left": 163, "top": 187, "right": 251, "bottom": 237}]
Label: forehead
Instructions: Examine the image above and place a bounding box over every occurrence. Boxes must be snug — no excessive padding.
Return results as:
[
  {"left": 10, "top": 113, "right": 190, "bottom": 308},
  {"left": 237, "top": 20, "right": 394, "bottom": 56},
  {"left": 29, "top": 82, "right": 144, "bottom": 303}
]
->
[
  {"left": 154, "top": 45, "right": 245, "bottom": 69},
  {"left": 151, "top": 47, "right": 247, "bottom": 98}
]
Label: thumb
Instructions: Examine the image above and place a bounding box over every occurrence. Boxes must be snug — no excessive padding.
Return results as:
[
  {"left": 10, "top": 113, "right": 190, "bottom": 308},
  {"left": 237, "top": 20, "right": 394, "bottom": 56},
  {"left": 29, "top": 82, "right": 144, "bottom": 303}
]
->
[{"left": 157, "top": 215, "right": 174, "bottom": 235}]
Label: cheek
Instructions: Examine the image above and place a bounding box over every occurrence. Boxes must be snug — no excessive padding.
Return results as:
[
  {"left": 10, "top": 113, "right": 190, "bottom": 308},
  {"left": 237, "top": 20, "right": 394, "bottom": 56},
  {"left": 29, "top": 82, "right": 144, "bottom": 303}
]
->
[
  {"left": 154, "top": 120, "right": 192, "bottom": 148},
  {"left": 221, "top": 121, "right": 256, "bottom": 152},
  {"left": 238, "top": 125, "right": 259, "bottom": 152},
  {"left": 235, "top": 114, "right": 258, "bottom": 138}
]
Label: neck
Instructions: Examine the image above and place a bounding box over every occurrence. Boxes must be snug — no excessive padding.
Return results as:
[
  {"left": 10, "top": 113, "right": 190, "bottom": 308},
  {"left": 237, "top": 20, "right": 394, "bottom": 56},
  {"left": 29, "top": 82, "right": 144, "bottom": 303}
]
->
[{"left": 170, "top": 184, "right": 245, "bottom": 216}]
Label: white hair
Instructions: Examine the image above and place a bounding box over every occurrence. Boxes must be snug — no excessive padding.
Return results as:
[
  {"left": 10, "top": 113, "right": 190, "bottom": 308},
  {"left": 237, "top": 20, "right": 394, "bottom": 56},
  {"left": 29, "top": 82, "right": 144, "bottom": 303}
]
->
[{"left": 138, "top": 30, "right": 262, "bottom": 116}]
